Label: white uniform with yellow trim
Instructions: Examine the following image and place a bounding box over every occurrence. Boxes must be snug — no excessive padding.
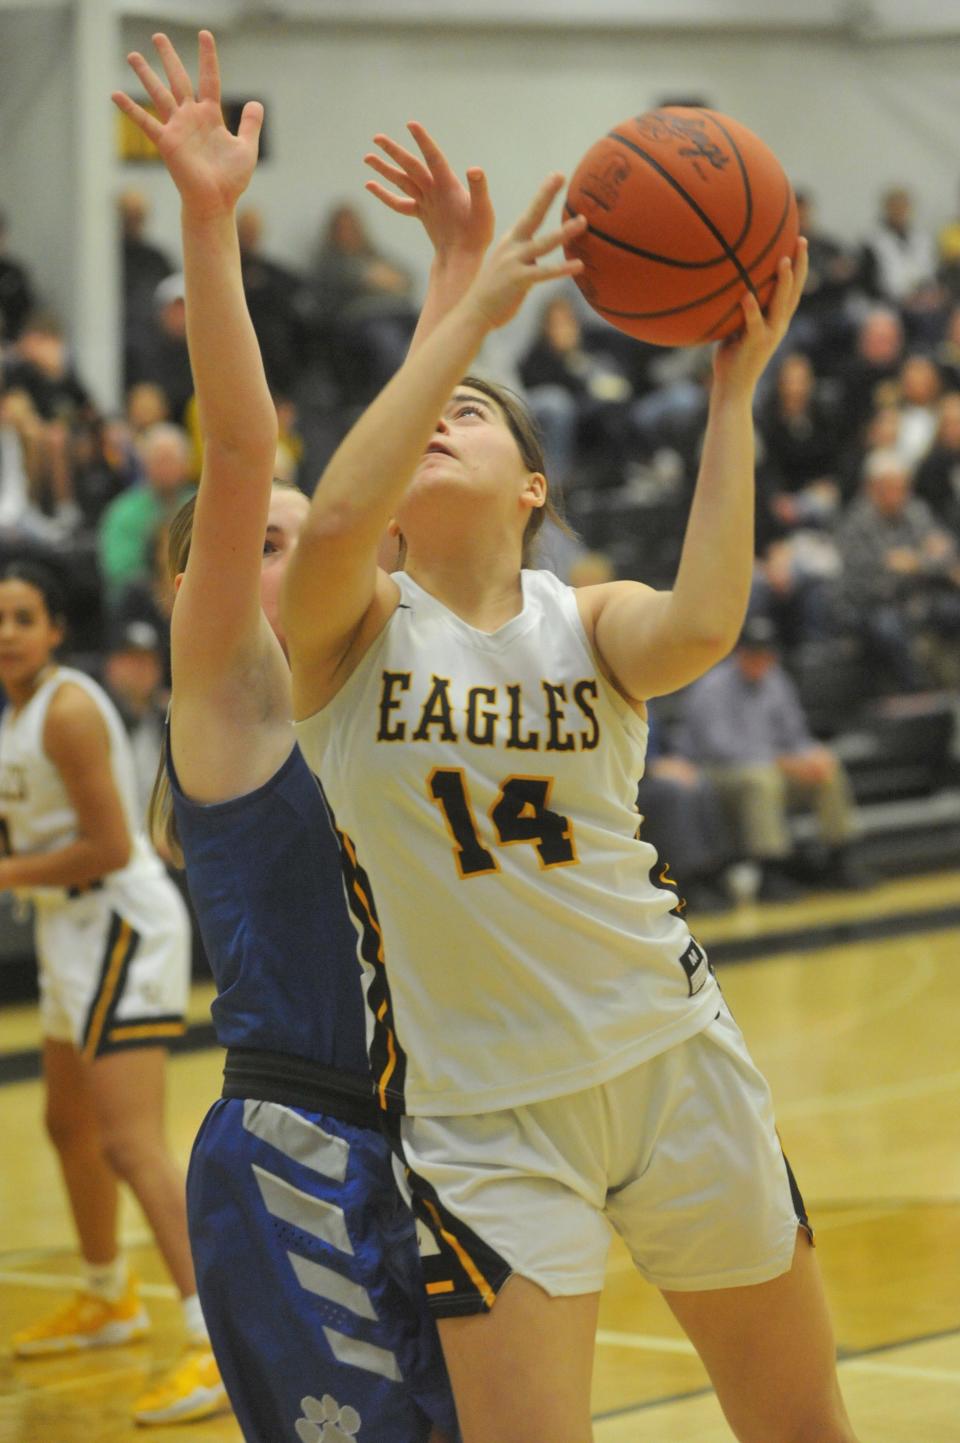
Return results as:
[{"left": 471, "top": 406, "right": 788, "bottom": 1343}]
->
[
  {"left": 295, "top": 570, "right": 808, "bottom": 1313},
  {"left": 295, "top": 568, "right": 720, "bottom": 1117},
  {"left": 0, "top": 666, "right": 189, "bottom": 1058}
]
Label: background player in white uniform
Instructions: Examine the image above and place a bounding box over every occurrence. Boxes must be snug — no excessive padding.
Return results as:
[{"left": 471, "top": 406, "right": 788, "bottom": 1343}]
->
[
  {"left": 283, "top": 174, "right": 860, "bottom": 1442},
  {"left": 0, "top": 560, "right": 222, "bottom": 1425}
]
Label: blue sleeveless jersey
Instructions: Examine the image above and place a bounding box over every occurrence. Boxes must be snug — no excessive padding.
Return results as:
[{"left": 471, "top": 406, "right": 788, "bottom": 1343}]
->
[{"left": 168, "top": 740, "right": 369, "bottom": 1074}]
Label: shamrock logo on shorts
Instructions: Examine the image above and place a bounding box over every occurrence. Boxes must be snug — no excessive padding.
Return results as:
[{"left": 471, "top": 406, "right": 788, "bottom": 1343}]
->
[{"left": 295, "top": 1393, "right": 362, "bottom": 1442}]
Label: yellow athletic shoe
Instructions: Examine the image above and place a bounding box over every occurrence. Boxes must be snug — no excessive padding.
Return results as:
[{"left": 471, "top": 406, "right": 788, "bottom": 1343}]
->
[
  {"left": 12, "top": 1275, "right": 150, "bottom": 1356},
  {"left": 132, "top": 1343, "right": 228, "bottom": 1427}
]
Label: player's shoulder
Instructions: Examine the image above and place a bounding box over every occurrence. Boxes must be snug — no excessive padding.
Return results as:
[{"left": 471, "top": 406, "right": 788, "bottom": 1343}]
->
[{"left": 43, "top": 678, "right": 111, "bottom": 758}]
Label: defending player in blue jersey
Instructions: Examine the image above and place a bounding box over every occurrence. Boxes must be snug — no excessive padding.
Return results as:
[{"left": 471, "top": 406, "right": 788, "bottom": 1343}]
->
[{"left": 112, "top": 33, "right": 470, "bottom": 1441}]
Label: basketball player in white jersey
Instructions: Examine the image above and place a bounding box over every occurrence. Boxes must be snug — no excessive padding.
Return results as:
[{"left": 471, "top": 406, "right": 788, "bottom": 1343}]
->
[
  {"left": 0, "top": 560, "right": 224, "bottom": 1424},
  {"left": 282, "top": 176, "right": 860, "bottom": 1442}
]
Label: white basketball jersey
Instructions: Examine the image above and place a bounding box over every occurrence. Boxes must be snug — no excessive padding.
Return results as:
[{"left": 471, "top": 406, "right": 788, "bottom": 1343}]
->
[
  {"left": 0, "top": 665, "right": 166, "bottom": 904},
  {"left": 295, "top": 569, "right": 719, "bottom": 1116}
]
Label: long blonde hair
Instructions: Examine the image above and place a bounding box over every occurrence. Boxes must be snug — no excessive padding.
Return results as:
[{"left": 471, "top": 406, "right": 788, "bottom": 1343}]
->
[{"left": 146, "top": 482, "right": 301, "bottom": 867}]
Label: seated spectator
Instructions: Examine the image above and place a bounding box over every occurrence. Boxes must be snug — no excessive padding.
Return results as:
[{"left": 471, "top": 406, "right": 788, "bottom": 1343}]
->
[
  {"left": 637, "top": 706, "right": 735, "bottom": 914},
  {"left": 98, "top": 422, "right": 194, "bottom": 603},
  {"left": 124, "top": 273, "right": 195, "bottom": 424},
  {"left": 0, "top": 209, "right": 37, "bottom": 343},
  {"left": 2, "top": 311, "right": 94, "bottom": 428},
  {"left": 859, "top": 186, "right": 944, "bottom": 343},
  {"left": 835, "top": 447, "right": 960, "bottom": 691},
  {"left": 0, "top": 387, "right": 58, "bottom": 541},
  {"left": 894, "top": 353, "right": 943, "bottom": 467},
  {"left": 309, "top": 201, "right": 417, "bottom": 398},
  {"left": 237, "top": 205, "right": 308, "bottom": 395},
  {"left": 126, "top": 380, "right": 171, "bottom": 439},
  {"left": 934, "top": 304, "right": 960, "bottom": 391},
  {"left": 101, "top": 618, "right": 167, "bottom": 823},
  {"left": 750, "top": 533, "right": 841, "bottom": 654},
  {"left": 110, "top": 518, "right": 174, "bottom": 688},
  {"left": 757, "top": 351, "right": 842, "bottom": 531},
  {"left": 69, "top": 414, "right": 141, "bottom": 532},
  {"left": 674, "top": 616, "right": 864, "bottom": 899},
  {"left": 518, "top": 292, "right": 632, "bottom": 489},
  {"left": 790, "top": 188, "right": 859, "bottom": 363},
  {"left": 832, "top": 306, "right": 905, "bottom": 447},
  {"left": 936, "top": 179, "right": 960, "bottom": 302},
  {"left": 914, "top": 390, "right": 960, "bottom": 533},
  {"left": 118, "top": 188, "right": 173, "bottom": 358}
]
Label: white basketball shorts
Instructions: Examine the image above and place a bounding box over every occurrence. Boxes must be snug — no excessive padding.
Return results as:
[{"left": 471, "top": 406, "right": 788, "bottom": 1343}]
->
[
  {"left": 397, "top": 1001, "right": 810, "bottom": 1316},
  {"left": 34, "top": 872, "right": 190, "bottom": 1060}
]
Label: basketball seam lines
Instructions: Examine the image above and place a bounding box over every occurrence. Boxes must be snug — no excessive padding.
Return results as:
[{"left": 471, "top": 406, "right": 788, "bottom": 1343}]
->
[
  {"left": 604, "top": 129, "right": 757, "bottom": 299},
  {"left": 586, "top": 178, "right": 793, "bottom": 326}
]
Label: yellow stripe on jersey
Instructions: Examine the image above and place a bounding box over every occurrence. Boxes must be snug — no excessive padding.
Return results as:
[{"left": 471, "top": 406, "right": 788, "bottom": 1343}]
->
[
  {"left": 340, "top": 831, "right": 386, "bottom": 964},
  {"left": 426, "top": 1280, "right": 455, "bottom": 1296},
  {"left": 82, "top": 919, "right": 134, "bottom": 1062},
  {"left": 376, "top": 1000, "right": 398, "bottom": 1109},
  {"left": 423, "top": 1199, "right": 496, "bottom": 1309}
]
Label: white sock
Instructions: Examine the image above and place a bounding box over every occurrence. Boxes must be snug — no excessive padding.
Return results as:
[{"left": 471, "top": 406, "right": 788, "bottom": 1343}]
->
[
  {"left": 85, "top": 1256, "right": 128, "bottom": 1303},
  {"left": 181, "top": 1292, "right": 208, "bottom": 1345}
]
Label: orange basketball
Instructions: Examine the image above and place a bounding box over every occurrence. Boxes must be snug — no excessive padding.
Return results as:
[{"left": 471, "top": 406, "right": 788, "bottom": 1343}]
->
[{"left": 564, "top": 107, "right": 798, "bottom": 347}]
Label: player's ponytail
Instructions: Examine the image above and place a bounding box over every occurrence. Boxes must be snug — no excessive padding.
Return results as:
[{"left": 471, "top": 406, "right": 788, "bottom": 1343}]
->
[{"left": 145, "top": 494, "right": 197, "bottom": 870}]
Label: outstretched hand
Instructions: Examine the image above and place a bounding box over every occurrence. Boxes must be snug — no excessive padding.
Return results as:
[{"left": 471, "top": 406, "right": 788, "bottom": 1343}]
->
[
  {"left": 712, "top": 237, "right": 809, "bottom": 393},
  {"left": 365, "top": 122, "right": 495, "bottom": 262},
  {"left": 112, "top": 30, "right": 262, "bottom": 217},
  {"left": 461, "top": 173, "right": 586, "bottom": 331}
]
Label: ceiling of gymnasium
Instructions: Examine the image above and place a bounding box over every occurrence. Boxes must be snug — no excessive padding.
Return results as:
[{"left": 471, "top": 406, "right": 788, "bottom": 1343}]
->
[
  {"left": 106, "top": 0, "right": 960, "bottom": 37},
  {"left": 1, "top": 0, "right": 959, "bottom": 38}
]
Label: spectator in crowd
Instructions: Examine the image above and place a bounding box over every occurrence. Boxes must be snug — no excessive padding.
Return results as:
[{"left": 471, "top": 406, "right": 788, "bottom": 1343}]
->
[
  {"left": 757, "top": 350, "right": 842, "bottom": 531},
  {"left": 0, "top": 386, "right": 54, "bottom": 540},
  {"left": 859, "top": 186, "right": 943, "bottom": 337},
  {"left": 110, "top": 518, "right": 174, "bottom": 687},
  {"left": 236, "top": 205, "right": 308, "bottom": 395},
  {"left": 118, "top": 188, "right": 174, "bottom": 356},
  {"left": 125, "top": 380, "right": 172, "bottom": 439},
  {"left": 2, "top": 311, "right": 95, "bottom": 428},
  {"left": 101, "top": 618, "right": 168, "bottom": 823},
  {"left": 309, "top": 201, "right": 417, "bottom": 397},
  {"left": 67, "top": 414, "right": 138, "bottom": 532},
  {"left": 125, "top": 273, "right": 195, "bottom": 425},
  {"left": 637, "top": 705, "right": 735, "bottom": 914},
  {"left": 518, "top": 292, "right": 633, "bottom": 489},
  {"left": 894, "top": 353, "right": 943, "bottom": 467},
  {"left": 749, "top": 533, "right": 841, "bottom": 653},
  {"left": 674, "top": 616, "right": 863, "bottom": 899},
  {"left": 934, "top": 304, "right": 960, "bottom": 391},
  {"left": 835, "top": 447, "right": 960, "bottom": 691},
  {"left": 790, "top": 188, "right": 859, "bottom": 361},
  {"left": 914, "top": 390, "right": 960, "bottom": 533},
  {"left": 833, "top": 305, "right": 905, "bottom": 446},
  {"left": 98, "top": 421, "right": 194, "bottom": 603},
  {"left": 936, "top": 179, "right": 960, "bottom": 301},
  {"left": 0, "top": 209, "right": 37, "bottom": 343}
]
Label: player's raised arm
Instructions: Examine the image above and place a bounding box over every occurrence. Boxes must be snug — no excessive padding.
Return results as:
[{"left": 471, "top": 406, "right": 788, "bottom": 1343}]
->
[
  {"left": 112, "top": 30, "right": 276, "bottom": 677},
  {"left": 365, "top": 121, "right": 494, "bottom": 351},
  {"left": 281, "top": 176, "right": 586, "bottom": 718},
  {"left": 583, "top": 239, "right": 809, "bottom": 701}
]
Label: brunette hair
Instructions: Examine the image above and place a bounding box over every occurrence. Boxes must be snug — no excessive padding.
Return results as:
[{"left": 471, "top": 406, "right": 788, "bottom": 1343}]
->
[{"left": 0, "top": 558, "right": 68, "bottom": 630}]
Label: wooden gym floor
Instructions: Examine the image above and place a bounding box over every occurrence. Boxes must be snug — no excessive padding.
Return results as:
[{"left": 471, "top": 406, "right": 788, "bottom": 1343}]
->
[{"left": 1, "top": 868, "right": 958, "bottom": 1442}]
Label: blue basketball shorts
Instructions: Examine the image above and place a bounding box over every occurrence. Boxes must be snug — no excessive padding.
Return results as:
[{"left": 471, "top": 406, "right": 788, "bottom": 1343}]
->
[{"left": 187, "top": 1097, "right": 457, "bottom": 1443}]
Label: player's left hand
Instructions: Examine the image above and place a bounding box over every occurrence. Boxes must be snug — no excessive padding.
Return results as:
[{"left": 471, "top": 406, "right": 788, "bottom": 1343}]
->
[
  {"left": 365, "top": 122, "right": 495, "bottom": 263},
  {"left": 712, "top": 237, "right": 809, "bottom": 394}
]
